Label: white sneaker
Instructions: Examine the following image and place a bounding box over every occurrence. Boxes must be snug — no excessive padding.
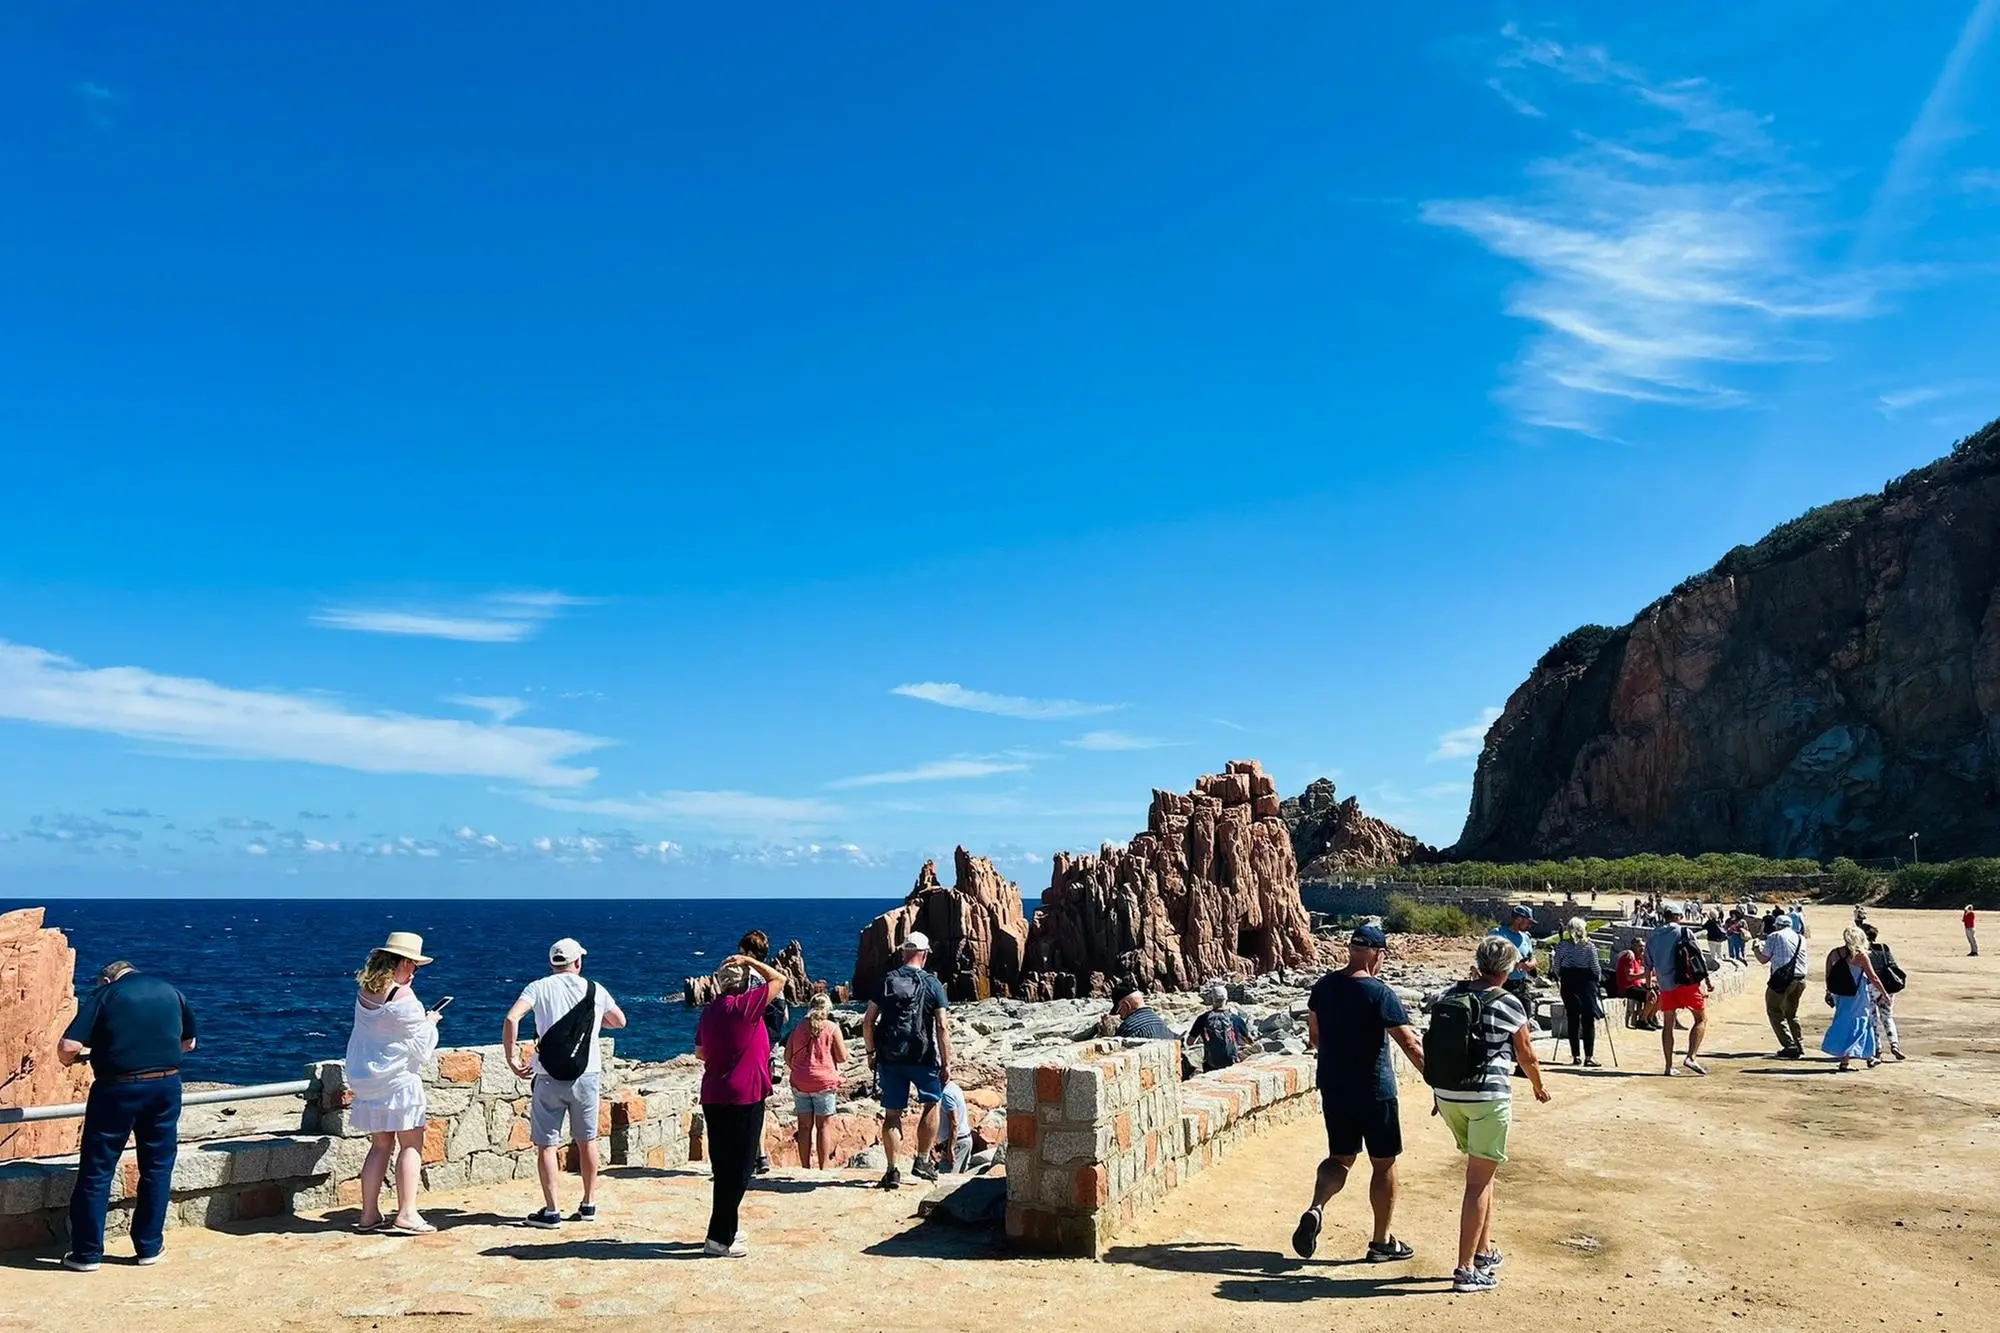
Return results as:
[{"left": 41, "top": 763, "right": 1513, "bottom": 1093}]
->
[
  {"left": 702, "top": 1238, "right": 747, "bottom": 1258},
  {"left": 61, "top": 1254, "right": 100, "bottom": 1273},
  {"left": 135, "top": 1250, "right": 164, "bottom": 1267}
]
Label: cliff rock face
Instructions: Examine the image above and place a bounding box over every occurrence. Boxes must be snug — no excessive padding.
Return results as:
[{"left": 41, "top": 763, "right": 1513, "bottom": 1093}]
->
[
  {"left": 852, "top": 847, "right": 1030, "bottom": 1004},
  {"left": 1458, "top": 419, "right": 2000, "bottom": 861},
  {"left": 1016, "top": 760, "right": 1317, "bottom": 999},
  {"left": 1281, "top": 778, "right": 1432, "bottom": 878},
  {"left": 1, "top": 908, "right": 93, "bottom": 1161}
]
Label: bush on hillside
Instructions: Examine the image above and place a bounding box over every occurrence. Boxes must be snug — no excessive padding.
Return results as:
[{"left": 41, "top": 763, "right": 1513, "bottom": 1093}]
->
[{"left": 1383, "top": 894, "right": 1482, "bottom": 937}]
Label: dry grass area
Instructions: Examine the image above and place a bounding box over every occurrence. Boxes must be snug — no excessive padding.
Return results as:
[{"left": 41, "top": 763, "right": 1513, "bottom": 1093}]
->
[{"left": 3, "top": 906, "right": 1995, "bottom": 1332}]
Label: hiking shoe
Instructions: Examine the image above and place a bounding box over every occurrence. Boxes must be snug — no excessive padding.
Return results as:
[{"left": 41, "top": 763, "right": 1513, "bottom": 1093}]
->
[
  {"left": 1366, "top": 1236, "right": 1413, "bottom": 1262},
  {"left": 702, "top": 1238, "right": 747, "bottom": 1258},
  {"left": 573, "top": 1203, "right": 597, "bottom": 1222},
  {"left": 911, "top": 1158, "right": 940, "bottom": 1183},
  {"left": 135, "top": 1249, "right": 163, "bottom": 1267},
  {"left": 524, "top": 1208, "right": 562, "bottom": 1229},
  {"left": 1291, "top": 1208, "right": 1321, "bottom": 1259},
  {"left": 1774, "top": 1047, "right": 1801, "bottom": 1059},
  {"left": 755, "top": 1154, "right": 771, "bottom": 1176},
  {"left": 878, "top": 1167, "right": 903, "bottom": 1191},
  {"left": 1891, "top": 1047, "right": 1906, "bottom": 1061},
  {"left": 61, "top": 1254, "right": 100, "bottom": 1273},
  {"left": 1452, "top": 1266, "right": 1498, "bottom": 1293},
  {"left": 1474, "top": 1247, "right": 1504, "bottom": 1270}
]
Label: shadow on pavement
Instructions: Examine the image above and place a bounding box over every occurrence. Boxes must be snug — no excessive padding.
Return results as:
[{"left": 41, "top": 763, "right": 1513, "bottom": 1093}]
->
[
  {"left": 1741, "top": 1067, "right": 1842, "bottom": 1077},
  {"left": 480, "top": 1239, "right": 705, "bottom": 1261},
  {"left": 1103, "top": 1242, "right": 1441, "bottom": 1300}
]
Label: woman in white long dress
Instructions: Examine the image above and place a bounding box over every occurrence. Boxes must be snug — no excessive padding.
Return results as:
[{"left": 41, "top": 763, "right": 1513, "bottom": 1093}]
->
[{"left": 344, "top": 931, "right": 442, "bottom": 1233}]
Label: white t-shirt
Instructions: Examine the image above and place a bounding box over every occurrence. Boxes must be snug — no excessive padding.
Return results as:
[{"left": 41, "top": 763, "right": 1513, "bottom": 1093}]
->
[{"left": 518, "top": 972, "right": 616, "bottom": 1077}]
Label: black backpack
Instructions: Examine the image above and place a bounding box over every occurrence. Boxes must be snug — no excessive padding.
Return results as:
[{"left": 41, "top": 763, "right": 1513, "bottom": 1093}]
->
[
  {"left": 1825, "top": 950, "right": 1859, "bottom": 997},
  {"left": 1869, "top": 944, "right": 1906, "bottom": 995},
  {"left": 536, "top": 979, "right": 599, "bottom": 1081},
  {"left": 876, "top": 966, "right": 936, "bottom": 1066},
  {"left": 1192, "top": 1010, "right": 1243, "bottom": 1073},
  {"left": 1423, "top": 988, "right": 1497, "bottom": 1092},
  {"left": 1672, "top": 928, "right": 1712, "bottom": 986}
]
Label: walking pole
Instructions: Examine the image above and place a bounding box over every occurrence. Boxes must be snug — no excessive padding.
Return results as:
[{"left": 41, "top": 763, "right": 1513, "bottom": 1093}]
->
[{"left": 1603, "top": 1001, "right": 1619, "bottom": 1068}]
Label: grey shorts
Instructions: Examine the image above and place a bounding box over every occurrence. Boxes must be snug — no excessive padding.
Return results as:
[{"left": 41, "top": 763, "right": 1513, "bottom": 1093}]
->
[{"left": 531, "top": 1070, "right": 601, "bottom": 1146}]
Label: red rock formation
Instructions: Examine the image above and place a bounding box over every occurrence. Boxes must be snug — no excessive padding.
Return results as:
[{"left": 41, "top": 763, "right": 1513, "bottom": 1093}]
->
[
  {"left": 682, "top": 940, "right": 820, "bottom": 1008},
  {"left": 1281, "top": 778, "right": 1433, "bottom": 878},
  {"left": 1017, "top": 760, "right": 1318, "bottom": 999},
  {"left": 0, "top": 908, "right": 92, "bottom": 1160},
  {"left": 852, "top": 848, "right": 1030, "bottom": 1003}
]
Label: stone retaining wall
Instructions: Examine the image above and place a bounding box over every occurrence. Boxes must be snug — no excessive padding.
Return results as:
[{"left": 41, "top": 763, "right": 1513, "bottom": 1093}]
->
[
  {"left": 1002, "top": 1038, "right": 1328, "bottom": 1257},
  {"left": 0, "top": 1041, "right": 700, "bottom": 1251}
]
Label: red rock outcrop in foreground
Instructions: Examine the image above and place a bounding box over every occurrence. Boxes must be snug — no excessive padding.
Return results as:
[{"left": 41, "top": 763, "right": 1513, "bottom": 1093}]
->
[
  {"left": 851, "top": 762, "right": 1316, "bottom": 1000},
  {"left": 853, "top": 847, "right": 1029, "bottom": 1003},
  {"left": 1, "top": 908, "right": 92, "bottom": 1160}
]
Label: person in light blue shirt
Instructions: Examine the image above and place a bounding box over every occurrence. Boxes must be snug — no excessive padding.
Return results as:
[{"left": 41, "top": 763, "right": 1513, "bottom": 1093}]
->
[{"left": 1489, "top": 906, "right": 1541, "bottom": 1011}]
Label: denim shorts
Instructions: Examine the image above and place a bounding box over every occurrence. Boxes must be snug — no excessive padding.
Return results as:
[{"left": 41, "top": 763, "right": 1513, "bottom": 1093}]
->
[{"left": 793, "top": 1091, "right": 836, "bottom": 1117}]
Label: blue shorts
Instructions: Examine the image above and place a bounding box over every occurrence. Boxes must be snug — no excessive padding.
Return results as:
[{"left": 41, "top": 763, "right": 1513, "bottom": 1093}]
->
[
  {"left": 793, "top": 1091, "right": 836, "bottom": 1117},
  {"left": 877, "top": 1063, "right": 943, "bottom": 1112}
]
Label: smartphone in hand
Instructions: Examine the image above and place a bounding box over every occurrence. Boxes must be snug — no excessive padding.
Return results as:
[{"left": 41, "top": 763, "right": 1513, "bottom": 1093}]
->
[{"left": 433, "top": 996, "right": 455, "bottom": 1012}]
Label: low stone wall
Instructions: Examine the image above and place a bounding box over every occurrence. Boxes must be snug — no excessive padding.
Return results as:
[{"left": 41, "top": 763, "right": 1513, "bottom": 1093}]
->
[
  {"left": 1002, "top": 1038, "right": 1323, "bottom": 1257},
  {"left": 0, "top": 1041, "right": 700, "bottom": 1251}
]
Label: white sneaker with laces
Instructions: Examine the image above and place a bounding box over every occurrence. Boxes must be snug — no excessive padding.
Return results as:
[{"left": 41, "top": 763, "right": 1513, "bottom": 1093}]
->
[{"left": 703, "top": 1238, "right": 747, "bottom": 1258}]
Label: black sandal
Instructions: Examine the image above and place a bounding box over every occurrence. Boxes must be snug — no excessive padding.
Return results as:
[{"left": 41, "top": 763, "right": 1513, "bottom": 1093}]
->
[{"left": 1366, "top": 1236, "right": 1414, "bottom": 1262}]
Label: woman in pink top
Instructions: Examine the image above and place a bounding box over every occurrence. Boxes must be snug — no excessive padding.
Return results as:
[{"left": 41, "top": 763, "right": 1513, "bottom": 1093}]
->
[
  {"left": 785, "top": 993, "right": 849, "bottom": 1168},
  {"left": 693, "top": 953, "right": 785, "bottom": 1257}
]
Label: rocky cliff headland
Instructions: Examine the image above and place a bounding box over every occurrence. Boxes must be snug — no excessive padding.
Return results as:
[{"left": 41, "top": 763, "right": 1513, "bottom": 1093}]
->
[
  {"left": 1, "top": 908, "right": 93, "bottom": 1160},
  {"left": 1280, "top": 777, "right": 1433, "bottom": 878},
  {"left": 853, "top": 761, "right": 1318, "bottom": 1000},
  {"left": 1458, "top": 416, "right": 2000, "bottom": 862}
]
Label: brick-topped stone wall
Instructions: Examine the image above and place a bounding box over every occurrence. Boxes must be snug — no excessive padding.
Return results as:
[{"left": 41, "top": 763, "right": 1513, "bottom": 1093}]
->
[
  {"left": 1003, "top": 1038, "right": 1328, "bottom": 1257},
  {"left": 0, "top": 1040, "right": 701, "bottom": 1251}
]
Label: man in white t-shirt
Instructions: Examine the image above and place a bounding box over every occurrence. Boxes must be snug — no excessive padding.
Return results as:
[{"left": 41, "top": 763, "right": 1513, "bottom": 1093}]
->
[{"left": 503, "top": 938, "right": 626, "bottom": 1228}]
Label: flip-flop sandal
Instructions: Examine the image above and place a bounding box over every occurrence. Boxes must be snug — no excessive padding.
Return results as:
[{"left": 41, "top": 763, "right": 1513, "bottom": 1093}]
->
[
  {"left": 353, "top": 1219, "right": 386, "bottom": 1233},
  {"left": 387, "top": 1221, "right": 437, "bottom": 1236}
]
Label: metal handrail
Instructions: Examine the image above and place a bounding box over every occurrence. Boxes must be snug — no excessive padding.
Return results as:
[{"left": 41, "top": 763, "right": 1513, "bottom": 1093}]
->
[{"left": 0, "top": 1079, "right": 310, "bottom": 1125}]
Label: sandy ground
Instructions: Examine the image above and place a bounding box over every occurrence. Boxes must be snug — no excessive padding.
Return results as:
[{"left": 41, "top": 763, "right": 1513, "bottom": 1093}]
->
[{"left": 4, "top": 906, "right": 1997, "bottom": 1332}]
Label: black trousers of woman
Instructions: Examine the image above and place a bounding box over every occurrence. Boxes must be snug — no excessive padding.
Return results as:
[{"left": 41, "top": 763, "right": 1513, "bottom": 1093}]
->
[
  {"left": 1559, "top": 967, "right": 1598, "bottom": 1062},
  {"left": 702, "top": 1100, "right": 766, "bottom": 1246}
]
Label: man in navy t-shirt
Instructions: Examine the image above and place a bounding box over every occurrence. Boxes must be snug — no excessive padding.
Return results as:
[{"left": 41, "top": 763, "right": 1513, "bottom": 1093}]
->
[
  {"left": 57, "top": 961, "right": 197, "bottom": 1272},
  {"left": 1294, "top": 924, "right": 1426, "bottom": 1265}
]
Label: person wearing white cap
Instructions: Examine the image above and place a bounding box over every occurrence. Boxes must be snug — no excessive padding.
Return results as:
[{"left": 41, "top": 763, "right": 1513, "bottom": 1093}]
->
[
  {"left": 345, "top": 931, "right": 444, "bottom": 1234},
  {"left": 504, "top": 938, "right": 626, "bottom": 1228},
  {"left": 863, "top": 931, "right": 952, "bottom": 1190}
]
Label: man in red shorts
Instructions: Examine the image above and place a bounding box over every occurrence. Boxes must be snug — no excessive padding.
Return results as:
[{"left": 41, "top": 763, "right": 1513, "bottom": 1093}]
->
[{"left": 1644, "top": 902, "right": 1715, "bottom": 1076}]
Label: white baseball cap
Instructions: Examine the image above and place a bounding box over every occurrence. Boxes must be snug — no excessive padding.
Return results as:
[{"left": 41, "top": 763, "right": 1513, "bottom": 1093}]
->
[
  {"left": 550, "top": 938, "right": 587, "bottom": 965},
  {"left": 901, "top": 931, "right": 931, "bottom": 954}
]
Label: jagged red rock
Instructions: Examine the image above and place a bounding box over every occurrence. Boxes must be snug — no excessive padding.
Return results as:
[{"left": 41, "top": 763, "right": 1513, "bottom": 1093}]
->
[
  {"left": 682, "top": 939, "right": 819, "bottom": 1008},
  {"left": 1281, "top": 777, "right": 1433, "bottom": 877},
  {"left": 0, "top": 908, "right": 93, "bottom": 1160},
  {"left": 853, "top": 848, "right": 1029, "bottom": 1003}
]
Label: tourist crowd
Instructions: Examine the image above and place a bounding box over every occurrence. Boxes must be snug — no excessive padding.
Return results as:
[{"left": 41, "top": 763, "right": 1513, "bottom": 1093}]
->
[{"left": 37, "top": 897, "right": 1936, "bottom": 1293}]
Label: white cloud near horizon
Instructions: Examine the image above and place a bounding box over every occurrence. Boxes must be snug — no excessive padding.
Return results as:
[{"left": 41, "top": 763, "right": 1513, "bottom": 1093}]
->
[
  {"left": 447, "top": 694, "right": 528, "bottom": 722},
  {"left": 521, "top": 788, "right": 843, "bottom": 835},
  {"left": 828, "top": 757, "right": 1031, "bottom": 789},
  {"left": 1425, "top": 24, "right": 1879, "bottom": 436},
  {"left": 313, "top": 590, "right": 596, "bottom": 644},
  {"left": 1062, "top": 730, "right": 1177, "bottom": 752},
  {"left": 0, "top": 639, "right": 609, "bottom": 786},
  {"left": 1430, "top": 706, "right": 1503, "bottom": 762},
  {"left": 891, "top": 681, "right": 1122, "bottom": 720}
]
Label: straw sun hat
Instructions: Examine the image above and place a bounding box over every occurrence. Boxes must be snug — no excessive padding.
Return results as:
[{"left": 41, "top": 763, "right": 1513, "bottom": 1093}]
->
[{"left": 375, "top": 931, "right": 434, "bottom": 966}]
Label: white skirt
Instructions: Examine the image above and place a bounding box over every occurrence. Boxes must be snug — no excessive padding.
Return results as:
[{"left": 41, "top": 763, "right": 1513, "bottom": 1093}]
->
[{"left": 349, "top": 1089, "right": 428, "bottom": 1133}]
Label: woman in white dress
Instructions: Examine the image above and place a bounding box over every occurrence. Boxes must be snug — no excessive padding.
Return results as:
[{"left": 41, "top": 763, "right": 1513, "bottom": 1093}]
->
[{"left": 344, "top": 931, "right": 442, "bottom": 1233}]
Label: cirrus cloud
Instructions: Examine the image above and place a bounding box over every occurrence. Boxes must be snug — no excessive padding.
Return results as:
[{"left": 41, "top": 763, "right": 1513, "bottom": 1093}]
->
[{"left": 891, "top": 682, "right": 1121, "bottom": 721}]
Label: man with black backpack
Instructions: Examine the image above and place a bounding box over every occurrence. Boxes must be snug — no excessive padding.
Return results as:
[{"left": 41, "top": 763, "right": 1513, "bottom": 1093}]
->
[
  {"left": 503, "top": 938, "right": 627, "bottom": 1228},
  {"left": 1293, "top": 924, "right": 1424, "bottom": 1266},
  {"left": 863, "top": 931, "right": 952, "bottom": 1191},
  {"left": 1426, "top": 936, "right": 1550, "bottom": 1295},
  {"left": 1185, "top": 984, "right": 1254, "bottom": 1075},
  {"left": 1644, "top": 902, "right": 1716, "bottom": 1077}
]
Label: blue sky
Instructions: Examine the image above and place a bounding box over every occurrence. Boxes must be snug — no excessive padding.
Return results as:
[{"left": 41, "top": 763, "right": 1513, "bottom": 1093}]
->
[{"left": 3, "top": 3, "right": 1997, "bottom": 897}]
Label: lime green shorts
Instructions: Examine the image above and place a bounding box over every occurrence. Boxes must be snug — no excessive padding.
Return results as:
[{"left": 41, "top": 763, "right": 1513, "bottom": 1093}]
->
[{"left": 1436, "top": 1097, "right": 1512, "bottom": 1163}]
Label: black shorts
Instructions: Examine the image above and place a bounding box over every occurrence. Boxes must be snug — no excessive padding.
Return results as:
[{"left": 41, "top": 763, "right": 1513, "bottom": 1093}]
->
[{"left": 1321, "top": 1095, "right": 1402, "bottom": 1160}]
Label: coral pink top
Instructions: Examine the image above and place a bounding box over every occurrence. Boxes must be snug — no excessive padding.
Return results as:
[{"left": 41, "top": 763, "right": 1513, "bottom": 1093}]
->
[{"left": 785, "top": 1020, "right": 844, "bottom": 1095}]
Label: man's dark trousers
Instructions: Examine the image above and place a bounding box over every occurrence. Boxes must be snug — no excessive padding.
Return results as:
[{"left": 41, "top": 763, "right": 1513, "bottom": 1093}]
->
[{"left": 68, "top": 1076, "right": 182, "bottom": 1262}]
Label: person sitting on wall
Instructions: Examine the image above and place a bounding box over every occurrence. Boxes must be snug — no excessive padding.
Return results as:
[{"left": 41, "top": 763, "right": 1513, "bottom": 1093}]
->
[
  {"left": 1614, "top": 941, "right": 1659, "bottom": 1030},
  {"left": 1110, "top": 980, "right": 1176, "bottom": 1041}
]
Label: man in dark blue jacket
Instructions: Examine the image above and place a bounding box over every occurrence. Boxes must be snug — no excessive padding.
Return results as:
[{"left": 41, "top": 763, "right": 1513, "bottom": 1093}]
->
[{"left": 57, "top": 961, "right": 197, "bottom": 1271}]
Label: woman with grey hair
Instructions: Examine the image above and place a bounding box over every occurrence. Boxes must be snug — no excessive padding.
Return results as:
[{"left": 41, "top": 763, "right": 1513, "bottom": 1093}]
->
[
  {"left": 694, "top": 952, "right": 788, "bottom": 1256},
  {"left": 1550, "top": 918, "right": 1604, "bottom": 1067}
]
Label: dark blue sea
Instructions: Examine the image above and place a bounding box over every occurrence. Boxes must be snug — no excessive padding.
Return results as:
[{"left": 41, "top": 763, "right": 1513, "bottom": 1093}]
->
[{"left": 12, "top": 898, "right": 902, "bottom": 1086}]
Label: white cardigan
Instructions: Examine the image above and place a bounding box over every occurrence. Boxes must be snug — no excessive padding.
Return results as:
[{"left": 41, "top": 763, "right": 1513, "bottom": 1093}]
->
[{"left": 344, "top": 988, "right": 437, "bottom": 1110}]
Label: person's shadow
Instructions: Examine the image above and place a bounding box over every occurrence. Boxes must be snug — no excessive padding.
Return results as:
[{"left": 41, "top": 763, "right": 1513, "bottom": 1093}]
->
[{"left": 1101, "top": 1242, "right": 1444, "bottom": 1301}]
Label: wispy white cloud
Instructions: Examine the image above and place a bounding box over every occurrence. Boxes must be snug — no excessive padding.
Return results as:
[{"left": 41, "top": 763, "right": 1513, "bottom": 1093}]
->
[
  {"left": 1208, "top": 717, "right": 1249, "bottom": 732},
  {"left": 447, "top": 694, "right": 527, "bottom": 722},
  {"left": 1876, "top": 380, "right": 1990, "bottom": 415},
  {"left": 312, "top": 589, "right": 597, "bottom": 644},
  {"left": 1429, "top": 706, "right": 1502, "bottom": 762},
  {"left": 1425, "top": 24, "right": 1876, "bottom": 436},
  {"left": 0, "top": 639, "right": 608, "bottom": 786},
  {"left": 74, "top": 80, "right": 119, "bottom": 129},
  {"left": 1062, "top": 730, "right": 1177, "bottom": 752},
  {"left": 520, "top": 788, "right": 842, "bottom": 835},
  {"left": 1486, "top": 77, "right": 1545, "bottom": 118},
  {"left": 1859, "top": 0, "right": 2000, "bottom": 245},
  {"left": 828, "top": 757, "right": 1030, "bottom": 789},
  {"left": 891, "top": 682, "right": 1121, "bottom": 721}
]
